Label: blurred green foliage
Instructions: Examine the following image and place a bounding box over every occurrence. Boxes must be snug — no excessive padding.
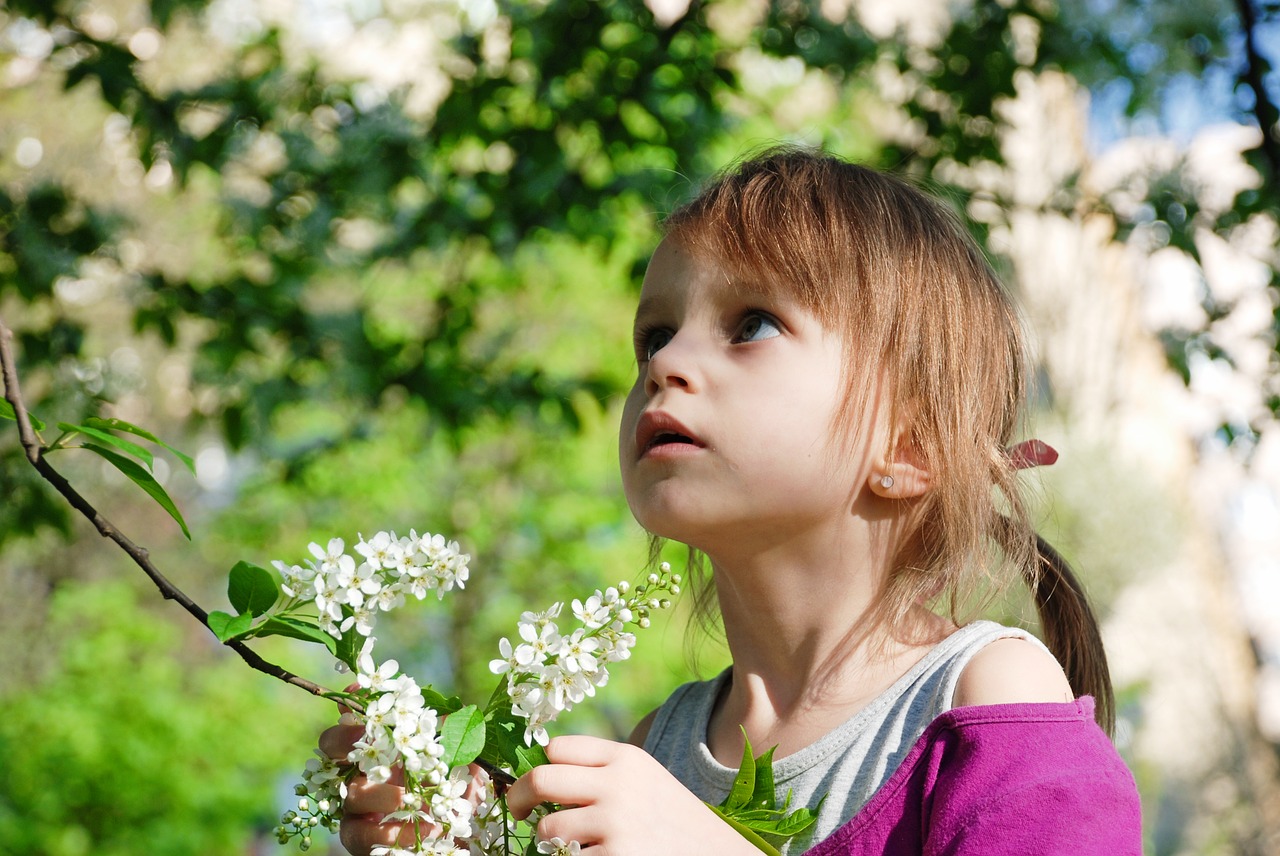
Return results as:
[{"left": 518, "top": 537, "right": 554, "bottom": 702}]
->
[{"left": 0, "top": 579, "right": 331, "bottom": 856}]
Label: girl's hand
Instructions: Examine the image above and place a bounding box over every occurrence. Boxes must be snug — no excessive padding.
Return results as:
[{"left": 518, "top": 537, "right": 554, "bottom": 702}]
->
[
  {"left": 506, "top": 735, "right": 760, "bottom": 856},
  {"left": 317, "top": 719, "right": 425, "bottom": 856},
  {"left": 318, "top": 719, "right": 486, "bottom": 856}
]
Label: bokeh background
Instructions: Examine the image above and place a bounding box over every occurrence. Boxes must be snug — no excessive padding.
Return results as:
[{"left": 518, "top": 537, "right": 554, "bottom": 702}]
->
[{"left": 2, "top": 1, "right": 1279, "bottom": 853}]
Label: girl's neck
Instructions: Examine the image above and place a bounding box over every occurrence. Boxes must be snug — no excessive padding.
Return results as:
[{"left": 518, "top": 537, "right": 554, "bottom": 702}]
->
[{"left": 701, "top": 539, "right": 954, "bottom": 763}]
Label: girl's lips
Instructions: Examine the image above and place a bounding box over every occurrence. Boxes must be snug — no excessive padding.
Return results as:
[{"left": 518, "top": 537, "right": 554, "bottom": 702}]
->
[{"left": 635, "top": 411, "right": 704, "bottom": 458}]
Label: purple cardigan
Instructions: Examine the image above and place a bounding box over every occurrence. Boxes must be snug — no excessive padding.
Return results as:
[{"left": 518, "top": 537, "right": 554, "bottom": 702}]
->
[{"left": 803, "top": 699, "right": 1142, "bottom": 855}]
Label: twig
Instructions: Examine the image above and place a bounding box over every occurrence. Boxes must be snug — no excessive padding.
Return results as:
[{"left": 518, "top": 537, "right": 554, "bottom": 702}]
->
[
  {"left": 1, "top": 318, "right": 531, "bottom": 788},
  {"left": 0, "top": 316, "right": 345, "bottom": 707},
  {"left": 1236, "top": 0, "right": 1280, "bottom": 178}
]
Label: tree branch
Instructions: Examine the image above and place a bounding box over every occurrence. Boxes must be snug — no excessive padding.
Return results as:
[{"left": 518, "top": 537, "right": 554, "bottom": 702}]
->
[
  {"left": 0, "top": 316, "right": 347, "bottom": 708},
  {"left": 0, "top": 318, "right": 535, "bottom": 787},
  {"left": 1236, "top": 0, "right": 1280, "bottom": 178}
]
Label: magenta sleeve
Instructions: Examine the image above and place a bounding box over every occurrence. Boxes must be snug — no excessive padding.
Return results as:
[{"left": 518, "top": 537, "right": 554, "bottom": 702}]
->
[
  {"left": 921, "top": 702, "right": 1142, "bottom": 855},
  {"left": 804, "top": 699, "right": 1142, "bottom": 856}
]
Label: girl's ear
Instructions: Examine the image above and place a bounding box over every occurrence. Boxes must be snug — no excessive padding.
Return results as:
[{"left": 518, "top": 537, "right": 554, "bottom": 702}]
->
[{"left": 869, "top": 423, "right": 931, "bottom": 499}]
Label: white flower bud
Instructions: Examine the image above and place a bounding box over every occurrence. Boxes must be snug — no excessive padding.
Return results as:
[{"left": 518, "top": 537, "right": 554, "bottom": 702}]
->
[
  {"left": 647, "top": 573, "right": 659, "bottom": 585},
  {"left": 639, "top": 617, "right": 650, "bottom": 628},
  {"left": 298, "top": 797, "right": 311, "bottom": 812},
  {"left": 618, "top": 580, "right": 630, "bottom": 594},
  {"left": 318, "top": 799, "right": 331, "bottom": 813},
  {"left": 670, "top": 584, "right": 681, "bottom": 595}
]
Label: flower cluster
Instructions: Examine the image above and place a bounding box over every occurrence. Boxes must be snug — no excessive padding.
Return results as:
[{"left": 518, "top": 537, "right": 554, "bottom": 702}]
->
[
  {"left": 273, "top": 531, "right": 470, "bottom": 639},
  {"left": 275, "top": 751, "right": 345, "bottom": 849},
  {"left": 490, "top": 563, "right": 681, "bottom": 746},
  {"left": 279, "top": 639, "right": 506, "bottom": 854},
  {"left": 268, "top": 524, "right": 681, "bottom": 855}
]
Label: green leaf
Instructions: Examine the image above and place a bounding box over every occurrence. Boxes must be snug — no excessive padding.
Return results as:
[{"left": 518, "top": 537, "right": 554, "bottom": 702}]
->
[
  {"left": 423, "top": 688, "right": 465, "bottom": 715},
  {"left": 751, "top": 745, "right": 777, "bottom": 809},
  {"left": 83, "top": 416, "right": 195, "bottom": 473},
  {"left": 706, "top": 805, "right": 782, "bottom": 856},
  {"left": 0, "top": 399, "right": 45, "bottom": 430},
  {"left": 334, "top": 627, "right": 364, "bottom": 673},
  {"left": 768, "top": 802, "right": 821, "bottom": 837},
  {"left": 724, "top": 729, "right": 757, "bottom": 811},
  {"left": 59, "top": 421, "right": 153, "bottom": 469},
  {"left": 440, "top": 705, "right": 486, "bottom": 768},
  {"left": 509, "top": 738, "right": 549, "bottom": 777},
  {"left": 228, "top": 561, "right": 278, "bottom": 616},
  {"left": 481, "top": 712, "right": 548, "bottom": 778},
  {"left": 255, "top": 616, "right": 338, "bottom": 655},
  {"left": 81, "top": 443, "right": 191, "bottom": 538},
  {"left": 207, "top": 610, "right": 253, "bottom": 643}
]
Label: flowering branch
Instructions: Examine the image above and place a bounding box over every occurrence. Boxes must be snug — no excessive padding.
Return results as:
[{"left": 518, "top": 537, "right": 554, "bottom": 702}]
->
[
  {"left": 0, "top": 316, "right": 341, "bottom": 706},
  {"left": 4, "top": 316, "right": 814, "bottom": 855}
]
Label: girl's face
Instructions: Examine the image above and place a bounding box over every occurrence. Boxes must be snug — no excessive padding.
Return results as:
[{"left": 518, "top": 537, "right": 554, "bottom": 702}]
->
[{"left": 619, "top": 239, "right": 876, "bottom": 556}]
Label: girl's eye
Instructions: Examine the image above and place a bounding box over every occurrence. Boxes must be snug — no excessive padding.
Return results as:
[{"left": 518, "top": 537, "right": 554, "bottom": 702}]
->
[
  {"left": 735, "top": 312, "right": 782, "bottom": 343},
  {"left": 639, "top": 327, "right": 673, "bottom": 361}
]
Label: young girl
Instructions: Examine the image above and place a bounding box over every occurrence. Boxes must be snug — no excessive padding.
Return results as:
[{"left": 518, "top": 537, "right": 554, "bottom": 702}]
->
[{"left": 326, "top": 148, "right": 1142, "bottom": 855}]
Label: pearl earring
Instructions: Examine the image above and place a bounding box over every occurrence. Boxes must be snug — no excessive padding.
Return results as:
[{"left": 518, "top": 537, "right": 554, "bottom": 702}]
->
[{"left": 880, "top": 475, "right": 894, "bottom": 489}]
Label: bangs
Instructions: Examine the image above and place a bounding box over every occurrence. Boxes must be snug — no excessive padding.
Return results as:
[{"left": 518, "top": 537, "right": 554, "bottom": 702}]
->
[{"left": 661, "top": 150, "right": 868, "bottom": 330}]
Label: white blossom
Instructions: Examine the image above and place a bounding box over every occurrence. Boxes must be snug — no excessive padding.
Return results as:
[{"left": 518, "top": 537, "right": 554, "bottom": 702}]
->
[{"left": 278, "top": 534, "right": 671, "bottom": 854}]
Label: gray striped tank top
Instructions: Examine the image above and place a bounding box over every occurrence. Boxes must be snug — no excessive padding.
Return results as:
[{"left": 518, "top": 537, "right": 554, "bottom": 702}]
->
[{"left": 642, "top": 621, "right": 1048, "bottom": 853}]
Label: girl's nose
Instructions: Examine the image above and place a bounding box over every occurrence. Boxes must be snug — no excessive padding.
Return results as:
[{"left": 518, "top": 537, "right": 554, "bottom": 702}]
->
[{"left": 644, "top": 334, "right": 698, "bottom": 396}]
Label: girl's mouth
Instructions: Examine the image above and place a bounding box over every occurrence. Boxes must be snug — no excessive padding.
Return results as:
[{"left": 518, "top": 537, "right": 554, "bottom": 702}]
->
[
  {"left": 650, "top": 431, "right": 697, "bottom": 448},
  {"left": 636, "top": 412, "right": 704, "bottom": 457}
]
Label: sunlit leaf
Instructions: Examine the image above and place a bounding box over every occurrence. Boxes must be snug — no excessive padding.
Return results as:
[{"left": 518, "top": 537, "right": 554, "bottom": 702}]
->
[
  {"left": 0, "top": 399, "right": 45, "bottom": 430},
  {"left": 256, "top": 615, "right": 337, "bottom": 655},
  {"left": 207, "top": 609, "right": 253, "bottom": 642},
  {"left": 751, "top": 745, "right": 777, "bottom": 809},
  {"left": 81, "top": 443, "right": 191, "bottom": 538},
  {"left": 83, "top": 416, "right": 196, "bottom": 473},
  {"left": 60, "top": 422, "right": 154, "bottom": 469},
  {"left": 706, "top": 805, "right": 781, "bottom": 856},
  {"left": 724, "top": 729, "right": 757, "bottom": 811},
  {"left": 440, "top": 704, "right": 486, "bottom": 768}
]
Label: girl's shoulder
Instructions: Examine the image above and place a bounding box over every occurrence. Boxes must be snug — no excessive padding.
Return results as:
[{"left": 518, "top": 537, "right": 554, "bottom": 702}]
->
[
  {"left": 951, "top": 632, "right": 1073, "bottom": 708},
  {"left": 805, "top": 698, "right": 1142, "bottom": 856}
]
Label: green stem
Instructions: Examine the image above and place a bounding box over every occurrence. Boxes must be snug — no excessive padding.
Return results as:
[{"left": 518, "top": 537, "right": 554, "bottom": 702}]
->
[
  {"left": 47, "top": 429, "right": 75, "bottom": 450},
  {"left": 707, "top": 806, "right": 783, "bottom": 856},
  {"left": 501, "top": 792, "right": 511, "bottom": 856}
]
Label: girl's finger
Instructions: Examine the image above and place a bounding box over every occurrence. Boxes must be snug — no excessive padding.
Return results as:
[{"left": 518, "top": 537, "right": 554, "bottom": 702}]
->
[
  {"left": 543, "top": 734, "right": 627, "bottom": 767},
  {"left": 507, "top": 764, "right": 605, "bottom": 819},
  {"left": 339, "top": 814, "right": 438, "bottom": 856},
  {"left": 318, "top": 723, "right": 365, "bottom": 760},
  {"left": 336, "top": 681, "right": 361, "bottom": 715},
  {"left": 344, "top": 775, "right": 406, "bottom": 815},
  {"left": 536, "top": 805, "right": 606, "bottom": 850}
]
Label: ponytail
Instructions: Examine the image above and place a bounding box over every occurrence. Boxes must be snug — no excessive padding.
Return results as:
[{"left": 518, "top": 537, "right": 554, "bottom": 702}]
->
[
  {"left": 1028, "top": 533, "right": 1115, "bottom": 735},
  {"left": 997, "top": 515, "right": 1115, "bottom": 735}
]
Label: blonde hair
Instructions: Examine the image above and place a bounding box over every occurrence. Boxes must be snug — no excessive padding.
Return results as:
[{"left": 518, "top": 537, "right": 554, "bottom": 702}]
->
[{"left": 657, "top": 147, "right": 1113, "bottom": 731}]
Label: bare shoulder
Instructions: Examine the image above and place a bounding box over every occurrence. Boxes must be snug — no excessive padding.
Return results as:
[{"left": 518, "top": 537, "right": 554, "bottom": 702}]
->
[
  {"left": 952, "top": 636, "right": 1073, "bottom": 708},
  {"left": 627, "top": 707, "right": 659, "bottom": 747}
]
